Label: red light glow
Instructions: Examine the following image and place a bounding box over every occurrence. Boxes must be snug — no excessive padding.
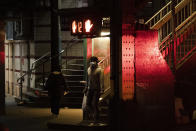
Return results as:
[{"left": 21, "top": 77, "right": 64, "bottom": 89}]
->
[
  {"left": 135, "top": 30, "right": 174, "bottom": 103},
  {"left": 0, "top": 51, "right": 5, "bottom": 64},
  {"left": 85, "top": 19, "right": 93, "bottom": 33},
  {"left": 72, "top": 20, "right": 77, "bottom": 34},
  {"left": 87, "top": 38, "right": 92, "bottom": 59},
  {"left": 104, "top": 66, "right": 110, "bottom": 75}
]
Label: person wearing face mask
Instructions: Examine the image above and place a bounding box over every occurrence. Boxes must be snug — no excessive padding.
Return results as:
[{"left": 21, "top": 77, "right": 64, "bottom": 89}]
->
[{"left": 84, "top": 56, "right": 104, "bottom": 123}]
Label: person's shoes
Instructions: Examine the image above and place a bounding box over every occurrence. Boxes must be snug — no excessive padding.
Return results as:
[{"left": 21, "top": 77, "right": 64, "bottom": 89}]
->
[{"left": 88, "top": 122, "right": 94, "bottom": 126}]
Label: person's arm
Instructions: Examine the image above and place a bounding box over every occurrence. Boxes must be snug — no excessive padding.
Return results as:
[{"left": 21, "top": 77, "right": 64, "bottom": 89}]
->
[
  {"left": 62, "top": 74, "right": 69, "bottom": 92},
  {"left": 83, "top": 68, "right": 89, "bottom": 95},
  {"left": 45, "top": 74, "right": 52, "bottom": 90}
]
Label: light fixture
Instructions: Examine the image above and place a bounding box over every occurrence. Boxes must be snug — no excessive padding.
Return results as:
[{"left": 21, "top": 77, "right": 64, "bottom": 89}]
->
[{"left": 100, "top": 32, "right": 110, "bottom": 36}]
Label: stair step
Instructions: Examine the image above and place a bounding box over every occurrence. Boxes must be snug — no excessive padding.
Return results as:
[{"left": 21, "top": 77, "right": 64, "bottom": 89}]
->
[
  {"left": 64, "top": 75, "right": 84, "bottom": 77},
  {"left": 68, "top": 86, "right": 85, "bottom": 89},
  {"left": 69, "top": 64, "right": 84, "bottom": 66},
  {"left": 68, "top": 86, "right": 85, "bottom": 92},
  {"left": 67, "top": 80, "right": 84, "bottom": 82},
  {"left": 67, "top": 81, "right": 85, "bottom": 84},
  {"left": 15, "top": 96, "right": 32, "bottom": 103},
  {"left": 23, "top": 91, "right": 38, "bottom": 98},
  {"left": 31, "top": 88, "right": 47, "bottom": 92},
  {"left": 62, "top": 69, "right": 84, "bottom": 72}
]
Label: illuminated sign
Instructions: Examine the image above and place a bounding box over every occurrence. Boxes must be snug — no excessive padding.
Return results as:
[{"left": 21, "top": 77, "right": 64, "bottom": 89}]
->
[
  {"left": 78, "top": 21, "right": 83, "bottom": 33},
  {"left": 84, "top": 19, "right": 93, "bottom": 33},
  {"left": 71, "top": 18, "right": 101, "bottom": 37},
  {"left": 72, "top": 20, "right": 77, "bottom": 34}
]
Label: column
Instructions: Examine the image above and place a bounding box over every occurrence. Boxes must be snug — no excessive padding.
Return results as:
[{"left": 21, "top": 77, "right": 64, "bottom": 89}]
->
[{"left": 0, "top": 20, "right": 5, "bottom": 115}]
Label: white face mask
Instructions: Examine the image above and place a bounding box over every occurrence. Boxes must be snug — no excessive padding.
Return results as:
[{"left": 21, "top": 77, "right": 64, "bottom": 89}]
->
[{"left": 90, "top": 62, "right": 97, "bottom": 69}]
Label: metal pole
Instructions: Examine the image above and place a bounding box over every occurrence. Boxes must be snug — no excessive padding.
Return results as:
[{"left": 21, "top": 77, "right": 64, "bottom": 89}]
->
[
  {"left": 109, "top": 0, "right": 122, "bottom": 130},
  {"left": 42, "top": 63, "right": 45, "bottom": 89},
  {"left": 172, "top": 0, "right": 177, "bottom": 73},
  {"left": 51, "top": 0, "right": 60, "bottom": 71},
  {"left": 18, "top": 77, "right": 24, "bottom": 105}
]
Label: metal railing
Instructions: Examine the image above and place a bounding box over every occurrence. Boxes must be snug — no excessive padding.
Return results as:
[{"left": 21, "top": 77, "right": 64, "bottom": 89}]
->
[
  {"left": 145, "top": 0, "right": 192, "bottom": 30},
  {"left": 16, "top": 38, "right": 80, "bottom": 102},
  {"left": 61, "top": 38, "right": 82, "bottom": 68},
  {"left": 98, "top": 56, "right": 111, "bottom": 103},
  {"left": 159, "top": 12, "right": 196, "bottom": 69}
]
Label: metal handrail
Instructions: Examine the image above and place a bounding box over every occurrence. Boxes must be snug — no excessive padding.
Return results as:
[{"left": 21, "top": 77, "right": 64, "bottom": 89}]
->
[
  {"left": 16, "top": 38, "right": 80, "bottom": 103},
  {"left": 31, "top": 52, "right": 50, "bottom": 69},
  {"left": 159, "top": 12, "right": 196, "bottom": 50},
  {"left": 145, "top": 1, "right": 172, "bottom": 25},
  {"left": 99, "top": 87, "right": 111, "bottom": 103},
  {"left": 175, "top": 12, "right": 196, "bottom": 35},
  {"left": 17, "top": 49, "right": 65, "bottom": 82},
  {"left": 17, "top": 38, "right": 79, "bottom": 82},
  {"left": 61, "top": 38, "right": 82, "bottom": 67},
  {"left": 145, "top": 0, "right": 190, "bottom": 29},
  {"left": 98, "top": 56, "right": 108, "bottom": 65}
]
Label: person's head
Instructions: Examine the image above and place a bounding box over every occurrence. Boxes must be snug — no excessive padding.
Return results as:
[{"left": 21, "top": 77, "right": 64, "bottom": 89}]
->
[
  {"left": 52, "top": 65, "right": 61, "bottom": 74},
  {"left": 89, "top": 56, "right": 98, "bottom": 69}
]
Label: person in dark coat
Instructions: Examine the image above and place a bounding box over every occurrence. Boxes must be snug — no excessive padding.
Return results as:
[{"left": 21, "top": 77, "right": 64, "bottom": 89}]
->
[{"left": 45, "top": 66, "right": 67, "bottom": 116}]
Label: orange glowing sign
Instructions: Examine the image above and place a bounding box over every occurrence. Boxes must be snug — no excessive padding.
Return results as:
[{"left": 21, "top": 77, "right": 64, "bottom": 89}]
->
[
  {"left": 84, "top": 19, "right": 93, "bottom": 33},
  {"left": 78, "top": 21, "right": 83, "bottom": 33},
  {"left": 71, "top": 18, "right": 101, "bottom": 37},
  {"left": 72, "top": 20, "right": 77, "bottom": 34}
]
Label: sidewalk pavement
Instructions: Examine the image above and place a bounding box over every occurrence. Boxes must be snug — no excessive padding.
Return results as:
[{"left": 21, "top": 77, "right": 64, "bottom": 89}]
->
[
  {"left": 1, "top": 95, "right": 196, "bottom": 131},
  {"left": 0, "top": 95, "right": 108, "bottom": 131}
]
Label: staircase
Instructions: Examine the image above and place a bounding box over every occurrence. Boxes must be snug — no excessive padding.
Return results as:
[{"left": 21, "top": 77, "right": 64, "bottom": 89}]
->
[
  {"left": 61, "top": 58, "right": 85, "bottom": 108},
  {"left": 145, "top": 0, "right": 196, "bottom": 70},
  {"left": 15, "top": 52, "right": 52, "bottom": 107},
  {"left": 15, "top": 39, "right": 87, "bottom": 108},
  {"left": 146, "top": 0, "right": 196, "bottom": 122}
]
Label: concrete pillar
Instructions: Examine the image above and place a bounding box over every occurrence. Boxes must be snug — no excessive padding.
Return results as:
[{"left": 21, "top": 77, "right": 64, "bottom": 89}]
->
[
  {"left": 110, "top": 0, "right": 175, "bottom": 130},
  {"left": 0, "top": 20, "right": 5, "bottom": 115},
  {"left": 109, "top": 0, "right": 122, "bottom": 130}
]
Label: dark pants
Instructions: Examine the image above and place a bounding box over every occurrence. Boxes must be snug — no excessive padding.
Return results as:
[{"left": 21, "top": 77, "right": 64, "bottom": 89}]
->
[
  {"left": 86, "top": 89, "right": 100, "bottom": 121},
  {"left": 50, "top": 95, "right": 61, "bottom": 115},
  {"left": 48, "top": 88, "right": 64, "bottom": 115}
]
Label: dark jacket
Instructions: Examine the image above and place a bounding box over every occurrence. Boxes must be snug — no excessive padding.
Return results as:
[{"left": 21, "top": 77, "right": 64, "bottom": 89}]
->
[{"left": 45, "top": 72, "right": 67, "bottom": 96}]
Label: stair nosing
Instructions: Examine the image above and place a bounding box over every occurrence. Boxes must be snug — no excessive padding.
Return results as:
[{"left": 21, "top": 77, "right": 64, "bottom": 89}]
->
[
  {"left": 68, "top": 64, "right": 84, "bottom": 66},
  {"left": 61, "top": 69, "right": 84, "bottom": 72}
]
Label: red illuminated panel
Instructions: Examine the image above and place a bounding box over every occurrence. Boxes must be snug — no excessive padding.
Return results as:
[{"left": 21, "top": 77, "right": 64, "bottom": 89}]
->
[
  {"left": 104, "top": 65, "right": 110, "bottom": 75},
  {"left": 122, "top": 24, "right": 135, "bottom": 100},
  {"left": 135, "top": 30, "right": 174, "bottom": 104},
  {"left": 177, "top": 37, "right": 180, "bottom": 46},
  {"left": 78, "top": 21, "right": 83, "bottom": 33},
  {"left": 0, "top": 51, "right": 4, "bottom": 64},
  {"left": 72, "top": 20, "right": 77, "bottom": 34},
  {"left": 87, "top": 38, "right": 92, "bottom": 59},
  {"left": 84, "top": 19, "right": 93, "bottom": 33}
]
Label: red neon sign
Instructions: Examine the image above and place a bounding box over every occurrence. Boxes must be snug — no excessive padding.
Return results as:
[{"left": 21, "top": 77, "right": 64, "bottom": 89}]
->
[
  {"left": 84, "top": 19, "right": 93, "bottom": 33},
  {"left": 72, "top": 20, "right": 77, "bottom": 34}
]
